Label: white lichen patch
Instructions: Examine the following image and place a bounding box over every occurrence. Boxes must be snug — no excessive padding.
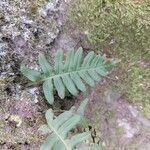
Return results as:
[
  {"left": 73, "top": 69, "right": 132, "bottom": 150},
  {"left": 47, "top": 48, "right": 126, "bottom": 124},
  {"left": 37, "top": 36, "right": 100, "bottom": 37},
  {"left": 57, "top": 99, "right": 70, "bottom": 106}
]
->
[
  {"left": 0, "top": 0, "right": 62, "bottom": 60},
  {"left": 9, "top": 115, "right": 22, "bottom": 127}
]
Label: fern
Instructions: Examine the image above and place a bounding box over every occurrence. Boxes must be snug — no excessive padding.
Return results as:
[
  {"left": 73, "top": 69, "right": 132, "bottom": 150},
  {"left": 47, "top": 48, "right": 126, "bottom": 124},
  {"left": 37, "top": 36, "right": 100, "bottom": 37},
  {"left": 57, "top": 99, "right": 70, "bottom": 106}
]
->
[
  {"left": 39, "top": 99, "right": 101, "bottom": 150},
  {"left": 20, "top": 47, "right": 116, "bottom": 104}
]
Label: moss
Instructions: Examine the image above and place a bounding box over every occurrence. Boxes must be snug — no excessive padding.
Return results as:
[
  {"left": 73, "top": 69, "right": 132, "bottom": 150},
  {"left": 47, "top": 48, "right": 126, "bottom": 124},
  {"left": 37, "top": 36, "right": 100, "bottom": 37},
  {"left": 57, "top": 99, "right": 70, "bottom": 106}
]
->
[
  {"left": 119, "top": 65, "right": 150, "bottom": 117},
  {"left": 26, "top": 0, "right": 48, "bottom": 17},
  {"left": 127, "top": 66, "right": 149, "bottom": 102},
  {"left": 8, "top": 0, "right": 48, "bottom": 18},
  {"left": 0, "top": 77, "right": 10, "bottom": 100},
  {"left": 0, "top": 77, "right": 9, "bottom": 90},
  {"left": 71, "top": 0, "right": 150, "bottom": 53},
  {"left": 69, "top": 0, "right": 150, "bottom": 117},
  {"left": 142, "top": 104, "right": 150, "bottom": 117}
]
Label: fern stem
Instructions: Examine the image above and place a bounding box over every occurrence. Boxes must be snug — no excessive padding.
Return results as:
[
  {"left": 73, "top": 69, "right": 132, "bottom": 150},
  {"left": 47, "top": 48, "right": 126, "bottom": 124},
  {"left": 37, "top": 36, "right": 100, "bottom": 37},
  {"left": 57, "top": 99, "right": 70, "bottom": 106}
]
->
[
  {"left": 26, "top": 65, "right": 107, "bottom": 87},
  {"left": 47, "top": 123, "right": 72, "bottom": 150}
]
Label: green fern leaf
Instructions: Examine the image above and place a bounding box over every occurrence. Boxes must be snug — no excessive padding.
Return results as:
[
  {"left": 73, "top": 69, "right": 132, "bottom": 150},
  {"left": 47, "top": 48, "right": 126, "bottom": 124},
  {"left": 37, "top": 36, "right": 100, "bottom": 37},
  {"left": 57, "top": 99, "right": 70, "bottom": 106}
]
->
[
  {"left": 82, "top": 51, "right": 95, "bottom": 67},
  {"left": 70, "top": 73, "right": 86, "bottom": 92},
  {"left": 54, "top": 50, "right": 64, "bottom": 74},
  {"left": 20, "top": 47, "right": 116, "bottom": 104},
  {"left": 43, "top": 79, "right": 54, "bottom": 104},
  {"left": 38, "top": 53, "right": 53, "bottom": 76},
  {"left": 20, "top": 65, "right": 41, "bottom": 82},
  {"left": 79, "top": 71, "right": 95, "bottom": 87},
  {"left": 53, "top": 77, "right": 65, "bottom": 99},
  {"left": 77, "top": 99, "right": 88, "bottom": 116},
  {"left": 73, "top": 47, "right": 83, "bottom": 70},
  {"left": 39, "top": 99, "right": 100, "bottom": 150},
  {"left": 62, "top": 74, "right": 78, "bottom": 96},
  {"left": 76, "top": 145, "right": 101, "bottom": 150}
]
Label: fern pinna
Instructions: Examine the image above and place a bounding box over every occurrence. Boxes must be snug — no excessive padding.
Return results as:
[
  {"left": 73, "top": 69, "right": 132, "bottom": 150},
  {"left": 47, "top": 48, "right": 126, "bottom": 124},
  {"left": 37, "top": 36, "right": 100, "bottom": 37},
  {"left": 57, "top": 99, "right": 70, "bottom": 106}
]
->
[
  {"left": 21, "top": 47, "right": 116, "bottom": 104},
  {"left": 39, "top": 99, "right": 100, "bottom": 150}
]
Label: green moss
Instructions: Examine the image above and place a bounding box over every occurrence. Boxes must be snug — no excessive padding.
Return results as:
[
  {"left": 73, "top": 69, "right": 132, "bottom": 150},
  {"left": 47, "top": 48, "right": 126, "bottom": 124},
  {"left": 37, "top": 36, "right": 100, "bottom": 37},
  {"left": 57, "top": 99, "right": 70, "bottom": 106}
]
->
[
  {"left": 127, "top": 66, "right": 149, "bottom": 102},
  {"left": 70, "top": 0, "right": 150, "bottom": 52},
  {"left": 0, "top": 77, "right": 10, "bottom": 100},
  {"left": 120, "top": 65, "right": 150, "bottom": 117},
  {"left": 26, "top": 0, "right": 48, "bottom": 16},
  {"left": 69, "top": 0, "right": 150, "bottom": 117},
  {"left": 142, "top": 104, "right": 150, "bottom": 117},
  {"left": 9, "top": 0, "right": 48, "bottom": 18}
]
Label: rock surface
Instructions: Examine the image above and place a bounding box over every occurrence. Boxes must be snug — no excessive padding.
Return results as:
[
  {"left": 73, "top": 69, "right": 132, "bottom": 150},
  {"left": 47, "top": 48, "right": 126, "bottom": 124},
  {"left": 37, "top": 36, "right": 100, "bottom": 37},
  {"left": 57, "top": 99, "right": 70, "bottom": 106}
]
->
[{"left": 0, "top": 0, "right": 71, "bottom": 149}]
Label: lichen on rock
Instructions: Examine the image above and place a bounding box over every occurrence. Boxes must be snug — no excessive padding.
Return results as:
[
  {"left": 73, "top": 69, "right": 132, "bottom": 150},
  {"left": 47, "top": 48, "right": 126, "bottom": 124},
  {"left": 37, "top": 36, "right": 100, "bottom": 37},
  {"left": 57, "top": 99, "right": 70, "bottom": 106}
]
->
[
  {"left": 0, "top": 0, "right": 61, "bottom": 60},
  {"left": 0, "top": 0, "right": 68, "bottom": 149}
]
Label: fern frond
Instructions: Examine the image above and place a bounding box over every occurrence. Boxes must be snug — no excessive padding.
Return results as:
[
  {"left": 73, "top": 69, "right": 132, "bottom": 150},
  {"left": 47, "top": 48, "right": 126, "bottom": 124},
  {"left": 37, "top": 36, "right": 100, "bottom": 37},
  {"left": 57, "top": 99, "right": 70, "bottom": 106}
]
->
[
  {"left": 39, "top": 99, "right": 100, "bottom": 150},
  {"left": 20, "top": 47, "right": 116, "bottom": 104}
]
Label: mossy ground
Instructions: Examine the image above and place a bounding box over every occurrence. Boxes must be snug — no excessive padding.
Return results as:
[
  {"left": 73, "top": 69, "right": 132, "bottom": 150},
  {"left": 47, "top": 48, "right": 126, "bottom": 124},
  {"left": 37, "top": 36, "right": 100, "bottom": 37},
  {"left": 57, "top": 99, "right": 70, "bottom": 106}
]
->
[{"left": 69, "top": 0, "right": 150, "bottom": 117}]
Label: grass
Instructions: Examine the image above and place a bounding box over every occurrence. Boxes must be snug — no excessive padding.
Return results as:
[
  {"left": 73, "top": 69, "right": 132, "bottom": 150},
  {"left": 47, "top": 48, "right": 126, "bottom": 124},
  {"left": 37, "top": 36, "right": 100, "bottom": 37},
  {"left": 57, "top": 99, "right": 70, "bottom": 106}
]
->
[{"left": 69, "top": 0, "right": 150, "bottom": 117}]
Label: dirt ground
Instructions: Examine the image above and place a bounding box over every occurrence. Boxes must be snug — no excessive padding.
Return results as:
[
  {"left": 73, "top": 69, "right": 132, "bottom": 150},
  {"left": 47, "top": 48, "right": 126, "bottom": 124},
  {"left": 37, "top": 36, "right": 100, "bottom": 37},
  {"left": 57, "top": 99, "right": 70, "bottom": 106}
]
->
[{"left": 0, "top": 0, "right": 150, "bottom": 150}]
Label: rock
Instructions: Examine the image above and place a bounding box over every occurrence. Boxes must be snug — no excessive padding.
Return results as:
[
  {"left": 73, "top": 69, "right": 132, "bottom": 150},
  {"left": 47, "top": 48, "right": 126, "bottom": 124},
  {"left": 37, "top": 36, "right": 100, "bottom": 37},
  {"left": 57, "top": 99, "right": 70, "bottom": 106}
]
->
[{"left": 8, "top": 114, "right": 22, "bottom": 127}]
